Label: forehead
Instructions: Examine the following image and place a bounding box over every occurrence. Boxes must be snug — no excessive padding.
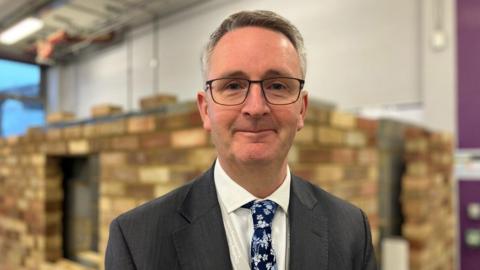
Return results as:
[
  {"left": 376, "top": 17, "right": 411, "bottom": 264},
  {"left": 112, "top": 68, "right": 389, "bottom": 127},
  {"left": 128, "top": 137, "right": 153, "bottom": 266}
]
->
[{"left": 208, "top": 26, "right": 301, "bottom": 79}]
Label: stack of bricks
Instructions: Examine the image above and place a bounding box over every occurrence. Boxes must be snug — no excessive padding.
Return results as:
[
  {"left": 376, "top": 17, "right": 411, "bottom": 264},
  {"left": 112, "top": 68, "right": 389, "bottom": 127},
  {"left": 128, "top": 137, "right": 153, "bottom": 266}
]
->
[
  {"left": 0, "top": 96, "right": 217, "bottom": 270},
  {"left": 0, "top": 134, "right": 63, "bottom": 269},
  {"left": 401, "top": 127, "right": 455, "bottom": 270},
  {"left": 289, "top": 104, "right": 380, "bottom": 248}
]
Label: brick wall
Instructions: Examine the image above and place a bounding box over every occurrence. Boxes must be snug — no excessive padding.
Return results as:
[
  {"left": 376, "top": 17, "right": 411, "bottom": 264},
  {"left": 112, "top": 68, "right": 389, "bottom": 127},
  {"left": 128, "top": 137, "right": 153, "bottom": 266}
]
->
[
  {"left": 402, "top": 127, "right": 455, "bottom": 270},
  {"left": 0, "top": 99, "right": 454, "bottom": 269}
]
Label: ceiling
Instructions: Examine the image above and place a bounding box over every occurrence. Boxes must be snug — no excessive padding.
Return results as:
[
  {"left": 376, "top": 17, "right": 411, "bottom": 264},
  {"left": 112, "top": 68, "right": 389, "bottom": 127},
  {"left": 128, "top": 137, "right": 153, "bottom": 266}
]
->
[{"left": 0, "top": 0, "right": 208, "bottom": 65}]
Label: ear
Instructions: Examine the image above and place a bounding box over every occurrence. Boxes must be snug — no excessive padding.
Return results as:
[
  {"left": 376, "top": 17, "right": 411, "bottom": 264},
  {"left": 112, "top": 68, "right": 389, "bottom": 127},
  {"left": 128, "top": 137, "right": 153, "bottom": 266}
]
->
[
  {"left": 297, "top": 91, "right": 309, "bottom": 131},
  {"left": 197, "top": 91, "right": 212, "bottom": 131}
]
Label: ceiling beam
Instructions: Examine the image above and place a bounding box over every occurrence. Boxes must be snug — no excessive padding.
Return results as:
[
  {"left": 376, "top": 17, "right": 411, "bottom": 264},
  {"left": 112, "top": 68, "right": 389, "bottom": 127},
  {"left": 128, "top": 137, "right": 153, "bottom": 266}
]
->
[
  {"left": 0, "top": 46, "right": 36, "bottom": 63},
  {"left": 0, "top": 0, "right": 58, "bottom": 30}
]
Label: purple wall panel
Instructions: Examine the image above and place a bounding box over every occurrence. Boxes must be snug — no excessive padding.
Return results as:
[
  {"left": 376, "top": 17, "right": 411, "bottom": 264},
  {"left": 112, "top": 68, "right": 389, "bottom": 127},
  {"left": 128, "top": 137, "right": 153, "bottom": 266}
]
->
[
  {"left": 458, "top": 180, "right": 480, "bottom": 270},
  {"left": 457, "top": 0, "right": 480, "bottom": 148}
]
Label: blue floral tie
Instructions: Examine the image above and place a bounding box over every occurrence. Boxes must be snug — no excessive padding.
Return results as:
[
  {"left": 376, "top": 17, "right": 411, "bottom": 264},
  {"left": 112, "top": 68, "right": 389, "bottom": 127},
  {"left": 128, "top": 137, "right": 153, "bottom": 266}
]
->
[{"left": 243, "top": 200, "right": 278, "bottom": 270}]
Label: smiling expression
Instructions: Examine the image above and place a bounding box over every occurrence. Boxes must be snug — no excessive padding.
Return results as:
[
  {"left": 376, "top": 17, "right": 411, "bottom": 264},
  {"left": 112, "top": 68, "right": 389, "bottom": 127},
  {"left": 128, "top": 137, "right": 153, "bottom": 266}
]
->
[{"left": 197, "top": 26, "right": 308, "bottom": 167}]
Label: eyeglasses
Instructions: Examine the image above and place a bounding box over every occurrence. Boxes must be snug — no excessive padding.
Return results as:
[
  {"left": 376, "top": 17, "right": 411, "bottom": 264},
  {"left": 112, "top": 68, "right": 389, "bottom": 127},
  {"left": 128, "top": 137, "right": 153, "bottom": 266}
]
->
[{"left": 205, "top": 77, "right": 305, "bottom": 106}]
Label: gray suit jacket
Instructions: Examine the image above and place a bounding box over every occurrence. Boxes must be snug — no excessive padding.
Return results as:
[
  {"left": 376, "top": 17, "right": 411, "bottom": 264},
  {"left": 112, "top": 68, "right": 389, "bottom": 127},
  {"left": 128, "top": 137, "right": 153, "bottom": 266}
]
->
[{"left": 105, "top": 165, "right": 377, "bottom": 270}]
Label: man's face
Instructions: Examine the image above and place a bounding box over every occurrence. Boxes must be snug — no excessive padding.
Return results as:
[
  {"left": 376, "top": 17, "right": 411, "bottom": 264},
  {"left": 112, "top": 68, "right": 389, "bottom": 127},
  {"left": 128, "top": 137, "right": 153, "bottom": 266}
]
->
[{"left": 197, "top": 26, "right": 308, "bottom": 167}]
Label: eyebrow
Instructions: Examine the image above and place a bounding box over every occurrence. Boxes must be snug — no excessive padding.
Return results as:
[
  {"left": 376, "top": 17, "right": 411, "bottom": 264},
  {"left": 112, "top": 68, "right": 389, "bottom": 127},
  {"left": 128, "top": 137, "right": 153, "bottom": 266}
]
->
[
  {"left": 217, "top": 70, "right": 249, "bottom": 78},
  {"left": 263, "top": 69, "right": 291, "bottom": 78},
  {"left": 215, "top": 69, "right": 294, "bottom": 79}
]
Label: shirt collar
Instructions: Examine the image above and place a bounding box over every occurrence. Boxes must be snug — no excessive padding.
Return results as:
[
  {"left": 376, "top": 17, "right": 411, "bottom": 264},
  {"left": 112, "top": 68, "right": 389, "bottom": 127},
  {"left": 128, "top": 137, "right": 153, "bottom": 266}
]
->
[{"left": 214, "top": 158, "right": 291, "bottom": 214}]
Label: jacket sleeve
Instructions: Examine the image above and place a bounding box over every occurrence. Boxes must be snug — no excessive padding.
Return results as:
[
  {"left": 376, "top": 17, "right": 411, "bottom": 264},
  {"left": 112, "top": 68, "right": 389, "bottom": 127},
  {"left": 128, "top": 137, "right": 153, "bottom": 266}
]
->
[
  {"left": 105, "top": 218, "right": 137, "bottom": 270},
  {"left": 361, "top": 209, "right": 378, "bottom": 270}
]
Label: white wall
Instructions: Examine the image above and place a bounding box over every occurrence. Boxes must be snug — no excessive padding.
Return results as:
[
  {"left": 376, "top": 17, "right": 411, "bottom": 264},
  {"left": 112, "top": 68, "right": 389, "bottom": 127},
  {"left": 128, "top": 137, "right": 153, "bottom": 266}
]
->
[
  {"left": 421, "top": 0, "right": 456, "bottom": 134},
  {"left": 47, "top": 0, "right": 456, "bottom": 133}
]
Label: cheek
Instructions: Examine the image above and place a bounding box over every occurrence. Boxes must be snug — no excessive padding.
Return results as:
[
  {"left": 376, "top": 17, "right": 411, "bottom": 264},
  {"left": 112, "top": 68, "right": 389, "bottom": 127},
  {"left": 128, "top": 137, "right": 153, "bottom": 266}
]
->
[
  {"left": 277, "top": 109, "right": 302, "bottom": 129},
  {"left": 208, "top": 111, "right": 238, "bottom": 151},
  {"left": 286, "top": 105, "right": 305, "bottom": 131},
  {"left": 208, "top": 109, "right": 235, "bottom": 134}
]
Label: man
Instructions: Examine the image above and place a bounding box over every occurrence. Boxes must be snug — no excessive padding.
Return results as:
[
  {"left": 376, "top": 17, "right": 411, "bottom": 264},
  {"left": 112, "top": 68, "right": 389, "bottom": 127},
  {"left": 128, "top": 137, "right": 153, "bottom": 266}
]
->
[{"left": 106, "top": 10, "right": 377, "bottom": 270}]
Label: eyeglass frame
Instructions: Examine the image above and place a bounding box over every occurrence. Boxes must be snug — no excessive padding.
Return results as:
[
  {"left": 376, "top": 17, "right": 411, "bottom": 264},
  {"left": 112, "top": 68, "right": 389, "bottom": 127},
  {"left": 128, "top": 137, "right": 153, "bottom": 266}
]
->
[{"left": 204, "top": 77, "right": 305, "bottom": 106}]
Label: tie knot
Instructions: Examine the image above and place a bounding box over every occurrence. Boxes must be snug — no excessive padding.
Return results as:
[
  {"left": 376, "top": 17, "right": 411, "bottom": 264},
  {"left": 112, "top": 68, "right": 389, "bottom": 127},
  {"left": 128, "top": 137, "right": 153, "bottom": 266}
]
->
[{"left": 242, "top": 200, "right": 278, "bottom": 226}]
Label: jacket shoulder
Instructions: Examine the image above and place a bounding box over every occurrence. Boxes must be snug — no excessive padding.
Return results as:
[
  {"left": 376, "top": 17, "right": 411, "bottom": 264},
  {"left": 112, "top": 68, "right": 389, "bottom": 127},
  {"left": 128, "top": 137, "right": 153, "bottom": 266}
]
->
[
  {"left": 292, "top": 175, "right": 370, "bottom": 241},
  {"left": 292, "top": 175, "right": 362, "bottom": 215},
  {"left": 116, "top": 180, "right": 193, "bottom": 225},
  {"left": 106, "top": 178, "right": 199, "bottom": 270},
  {"left": 292, "top": 175, "right": 376, "bottom": 269}
]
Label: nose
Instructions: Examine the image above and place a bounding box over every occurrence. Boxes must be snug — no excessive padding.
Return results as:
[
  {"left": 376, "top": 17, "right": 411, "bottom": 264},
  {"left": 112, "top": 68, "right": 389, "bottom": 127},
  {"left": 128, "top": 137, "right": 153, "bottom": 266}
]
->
[{"left": 241, "top": 82, "right": 271, "bottom": 117}]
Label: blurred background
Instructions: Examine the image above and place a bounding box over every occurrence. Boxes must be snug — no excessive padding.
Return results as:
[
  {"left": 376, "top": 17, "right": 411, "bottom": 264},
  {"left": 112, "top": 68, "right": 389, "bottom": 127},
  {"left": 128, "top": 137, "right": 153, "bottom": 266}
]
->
[{"left": 0, "top": 0, "right": 478, "bottom": 269}]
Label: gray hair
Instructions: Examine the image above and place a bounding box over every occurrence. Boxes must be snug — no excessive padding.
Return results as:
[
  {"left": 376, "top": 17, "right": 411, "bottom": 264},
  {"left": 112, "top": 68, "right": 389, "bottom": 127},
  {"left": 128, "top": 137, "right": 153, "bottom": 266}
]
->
[{"left": 201, "top": 10, "right": 307, "bottom": 80}]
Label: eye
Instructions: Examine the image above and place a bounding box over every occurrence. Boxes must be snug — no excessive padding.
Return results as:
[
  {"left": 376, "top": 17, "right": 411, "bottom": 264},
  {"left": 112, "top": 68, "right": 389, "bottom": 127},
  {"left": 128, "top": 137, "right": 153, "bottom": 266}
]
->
[
  {"left": 264, "top": 80, "right": 288, "bottom": 91},
  {"left": 222, "top": 79, "right": 248, "bottom": 91}
]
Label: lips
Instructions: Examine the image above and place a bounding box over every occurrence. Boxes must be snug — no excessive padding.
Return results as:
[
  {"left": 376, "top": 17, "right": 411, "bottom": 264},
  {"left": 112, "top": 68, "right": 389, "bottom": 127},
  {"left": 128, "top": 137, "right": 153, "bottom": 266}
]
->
[
  {"left": 232, "top": 120, "right": 277, "bottom": 135},
  {"left": 234, "top": 129, "right": 276, "bottom": 141},
  {"left": 236, "top": 129, "right": 275, "bottom": 133},
  {"left": 233, "top": 125, "right": 277, "bottom": 133}
]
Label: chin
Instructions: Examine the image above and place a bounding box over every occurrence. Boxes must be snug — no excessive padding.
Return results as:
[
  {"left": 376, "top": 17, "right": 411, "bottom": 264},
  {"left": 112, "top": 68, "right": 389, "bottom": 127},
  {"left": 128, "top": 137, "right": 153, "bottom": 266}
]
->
[{"left": 234, "top": 148, "right": 276, "bottom": 164}]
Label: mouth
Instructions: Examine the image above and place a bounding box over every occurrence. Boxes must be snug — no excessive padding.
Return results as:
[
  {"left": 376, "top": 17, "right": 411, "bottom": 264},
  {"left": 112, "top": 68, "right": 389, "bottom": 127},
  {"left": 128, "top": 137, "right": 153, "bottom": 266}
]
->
[
  {"left": 235, "top": 128, "right": 275, "bottom": 133},
  {"left": 234, "top": 129, "right": 276, "bottom": 137}
]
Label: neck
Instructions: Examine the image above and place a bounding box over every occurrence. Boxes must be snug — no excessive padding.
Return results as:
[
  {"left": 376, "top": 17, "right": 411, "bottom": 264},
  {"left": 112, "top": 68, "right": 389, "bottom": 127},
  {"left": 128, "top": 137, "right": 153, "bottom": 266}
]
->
[{"left": 218, "top": 157, "right": 287, "bottom": 198}]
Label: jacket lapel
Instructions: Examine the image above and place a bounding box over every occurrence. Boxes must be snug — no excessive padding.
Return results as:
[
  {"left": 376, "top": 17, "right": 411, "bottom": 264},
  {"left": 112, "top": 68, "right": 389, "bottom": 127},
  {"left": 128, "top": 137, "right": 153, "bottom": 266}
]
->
[
  {"left": 172, "top": 166, "right": 232, "bottom": 270},
  {"left": 289, "top": 176, "right": 329, "bottom": 269},
  {"left": 171, "top": 168, "right": 329, "bottom": 269}
]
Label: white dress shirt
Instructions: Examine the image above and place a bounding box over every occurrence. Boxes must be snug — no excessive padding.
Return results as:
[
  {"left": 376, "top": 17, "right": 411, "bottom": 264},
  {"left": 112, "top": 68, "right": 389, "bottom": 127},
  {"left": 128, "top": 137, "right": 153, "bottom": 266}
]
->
[{"left": 214, "top": 160, "right": 290, "bottom": 270}]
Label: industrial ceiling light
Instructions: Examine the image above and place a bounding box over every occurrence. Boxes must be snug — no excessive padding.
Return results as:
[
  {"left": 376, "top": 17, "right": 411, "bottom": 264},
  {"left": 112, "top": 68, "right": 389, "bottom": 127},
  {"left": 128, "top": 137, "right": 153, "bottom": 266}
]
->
[{"left": 0, "top": 17, "right": 44, "bottom": 45}]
